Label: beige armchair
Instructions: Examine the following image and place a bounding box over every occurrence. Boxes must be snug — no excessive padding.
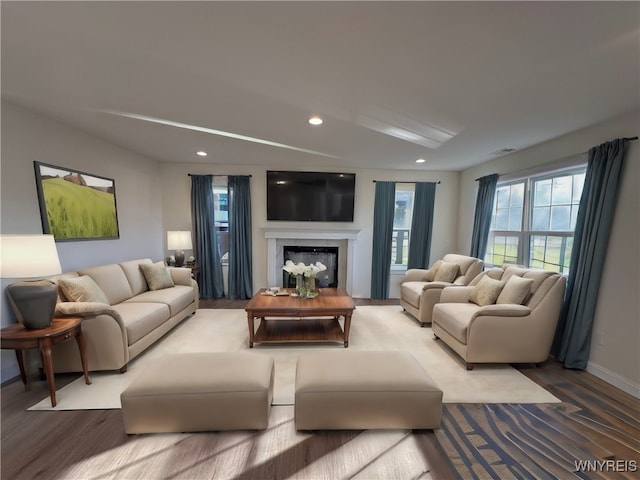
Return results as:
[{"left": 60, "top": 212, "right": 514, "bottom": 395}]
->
[
  {"left": 400, "top": 254, "right": 483, "bottom": 326},
  {"left": 431, "top": 265, "right": 566, "bottom": 370}
]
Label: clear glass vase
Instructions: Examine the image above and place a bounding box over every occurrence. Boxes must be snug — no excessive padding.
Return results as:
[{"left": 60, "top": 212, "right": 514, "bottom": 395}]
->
[
  {"left": 296, "top": 274, "right": 317, "bottom": 298},
  {"left": 295, "top": 275, "right": 304, "bottom": 296}
]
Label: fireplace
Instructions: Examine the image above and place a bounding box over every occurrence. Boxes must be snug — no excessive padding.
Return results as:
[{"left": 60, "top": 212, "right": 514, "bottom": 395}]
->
[
  {"left": 283, "top": 246, "right": 339, "bottom": 287},
  {"left": 264, "top": 228, "right": 361, "bottom": 293}
]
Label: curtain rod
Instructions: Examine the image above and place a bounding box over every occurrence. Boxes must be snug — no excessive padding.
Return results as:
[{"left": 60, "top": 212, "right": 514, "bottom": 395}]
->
[
  {"left": 474, "top": 173, "right": 500, "bottom": 182},
  {"left": 187, "top": 174, "right": 252, "bottom": 177},
  {"left": 372, "top": 180, "right": 441, "bottom": 184}
]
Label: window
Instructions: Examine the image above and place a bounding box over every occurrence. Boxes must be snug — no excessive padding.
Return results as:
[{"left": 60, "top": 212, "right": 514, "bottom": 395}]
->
[
  {"left": 485, "top": 166, "right": 586, "bottom": 274},
  {"left": 391, "top": 186, "right": 415, "bottom": 267},
  {"left": 212, "top": 184, "right": 229, "bottom": 261}
]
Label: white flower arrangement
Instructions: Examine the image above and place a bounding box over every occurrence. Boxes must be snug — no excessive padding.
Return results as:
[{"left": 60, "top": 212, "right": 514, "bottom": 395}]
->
[{"left": 282, "top": 260, "right": 327, "bottom": 277}]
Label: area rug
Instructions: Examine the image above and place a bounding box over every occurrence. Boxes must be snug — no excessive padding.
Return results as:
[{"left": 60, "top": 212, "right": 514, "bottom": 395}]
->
[{"left": 28, "top": 306, "right": 559, "bottom": 410}]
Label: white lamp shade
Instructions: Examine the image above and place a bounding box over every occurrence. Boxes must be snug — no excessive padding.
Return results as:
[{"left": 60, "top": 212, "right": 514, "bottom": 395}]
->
[
  {"left": 0, "top": 234, "right": 62, "bottom": 278},
  {"left": 167, "top": 231, "right": 193, "bottom": 250}
]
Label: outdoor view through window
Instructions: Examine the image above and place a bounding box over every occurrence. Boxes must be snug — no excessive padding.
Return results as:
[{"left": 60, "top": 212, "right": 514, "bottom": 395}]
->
[{"left": 485, "top": 166, "right": 586, "bottom": 274}]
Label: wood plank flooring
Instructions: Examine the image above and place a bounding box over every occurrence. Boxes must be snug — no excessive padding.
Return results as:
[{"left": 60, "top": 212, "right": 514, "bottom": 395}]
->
[{"left": 2, "top": 298, "right": 638, "bottom": 479}]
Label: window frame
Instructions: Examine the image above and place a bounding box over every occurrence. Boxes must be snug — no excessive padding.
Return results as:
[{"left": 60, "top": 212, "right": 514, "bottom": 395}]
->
[
  {"left": 485, "top": 164, "right": 587, "bottom": 274},
  {"left": 391, "top": 184, "right": 415, "bottom": 269}
]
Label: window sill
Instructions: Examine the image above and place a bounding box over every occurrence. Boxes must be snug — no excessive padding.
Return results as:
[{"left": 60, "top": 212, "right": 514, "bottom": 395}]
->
[{"left": 390, "top": 265, "right": 408, "bottom": 273}]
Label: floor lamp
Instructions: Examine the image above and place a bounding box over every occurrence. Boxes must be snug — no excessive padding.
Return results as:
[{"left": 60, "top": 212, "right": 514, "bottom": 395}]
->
[{"left": 0, "top": 234, "right": 62, "bottom": 329}]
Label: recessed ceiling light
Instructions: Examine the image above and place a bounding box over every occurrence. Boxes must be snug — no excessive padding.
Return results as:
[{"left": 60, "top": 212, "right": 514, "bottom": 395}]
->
[
  {"left": 308, "top": 116, "right": 323, "bottom": 126},
  {"left": 196, "top": 151, "right": 207, "bottom": 157},
  {"left": 416, "top": 158, "right": 426, "bottom": 163}
]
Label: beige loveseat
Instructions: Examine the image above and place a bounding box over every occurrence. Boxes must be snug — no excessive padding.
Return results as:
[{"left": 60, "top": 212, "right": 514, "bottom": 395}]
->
[
  {"left": 50, "top": 258, "right": 199, "bottom": 373},
  {"left": 431, "top": 265, "right": 566, "bottom": 370},
  {"left": 400, "top": 254, "right": 483, "bottom": 326}
]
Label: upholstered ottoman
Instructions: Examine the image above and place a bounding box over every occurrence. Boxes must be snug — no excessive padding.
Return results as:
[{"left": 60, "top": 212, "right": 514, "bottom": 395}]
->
[
  {"left": 295, "top": 350, "right": 442, "bottom": 430},
  {"left": 121, "top": 352, "right": 274, "bottom": 434}
]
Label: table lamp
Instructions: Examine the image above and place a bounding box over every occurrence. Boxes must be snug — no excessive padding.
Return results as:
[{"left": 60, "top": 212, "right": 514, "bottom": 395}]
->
[
  {"left": 0, "top": 234, "right": 62, "bottom": 329},
  {"left": 167, "top": 231, "right": 192, "bottom": 267}
]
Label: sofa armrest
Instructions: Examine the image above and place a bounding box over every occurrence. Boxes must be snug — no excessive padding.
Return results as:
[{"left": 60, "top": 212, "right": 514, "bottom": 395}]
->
[
  {"left": 403, "top": 269, "right": 430, "bottom": 283},
  {"left": 55, "top": 302, "right": 123, "bottom": 321},
  {"left": 476, "top": 304, "right": 531, "bottom": 317},
  {"left": 421, "top": 281, "right": 453, "bottom": 291},
  {"left": 440, "top": 286, "right": 474, "bottom": 303},
  {"left": 169, "top": 267, "right": 192, "bottom": 286}
]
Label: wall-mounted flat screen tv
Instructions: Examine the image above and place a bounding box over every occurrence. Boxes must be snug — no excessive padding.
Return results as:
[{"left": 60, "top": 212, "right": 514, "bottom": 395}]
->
[{"left": 267, "top": 171, "right": 356, "bottom": 222}]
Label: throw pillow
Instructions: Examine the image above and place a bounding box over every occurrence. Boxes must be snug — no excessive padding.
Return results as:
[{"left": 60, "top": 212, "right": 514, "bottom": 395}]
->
[
  {"left": 434, "top": 261, "right": 459, "bottom": 283},
  {"left": 497, "top": 275, "right": 534, "bottom": 305},
  {"left": 58, "top": 275, "right": 110, "bottom": 304},
  {"left": 424, "top": 260, "right": 443, "bottom": 281},
  {"left": 140, "top": 262, "right": 175, "bottom": 291},
  {"left": 502, "top": 266, "right": 530, "bottom": 283},
  {"left": 485, "top": 268, "right": 504, "bottom": 280},
  {"left": 469, "top": 275, "right": 505, "bottom": 306}
]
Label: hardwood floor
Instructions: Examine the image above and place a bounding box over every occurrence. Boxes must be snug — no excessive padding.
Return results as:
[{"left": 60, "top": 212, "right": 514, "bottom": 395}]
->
[{"left": 2, "top": 299, "right": 638, "bottom": 479}]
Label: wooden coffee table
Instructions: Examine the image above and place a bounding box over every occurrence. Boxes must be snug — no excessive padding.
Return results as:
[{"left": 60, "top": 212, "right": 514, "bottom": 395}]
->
[{"left": 245, "top": 288, "right": 356, "bottom": 348}]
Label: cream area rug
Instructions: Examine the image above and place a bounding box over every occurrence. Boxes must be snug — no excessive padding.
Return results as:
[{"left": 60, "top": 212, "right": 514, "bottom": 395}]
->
[{"left": 29, "top": 306, "right": 559, "bottom": 411}]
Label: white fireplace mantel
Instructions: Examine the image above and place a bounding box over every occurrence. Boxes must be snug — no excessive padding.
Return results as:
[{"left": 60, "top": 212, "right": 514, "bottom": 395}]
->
[{"left": 264, "top": 228, "right": 361, "bottom": 293}]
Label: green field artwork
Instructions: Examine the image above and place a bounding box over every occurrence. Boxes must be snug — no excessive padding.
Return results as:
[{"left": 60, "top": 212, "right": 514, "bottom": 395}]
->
[{"left": 35, "top": 162, "right": 119, "bottom": 240}]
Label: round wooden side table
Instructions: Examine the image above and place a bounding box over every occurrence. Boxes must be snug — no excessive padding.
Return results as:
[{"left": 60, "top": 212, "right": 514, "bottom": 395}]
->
[{"left": 0, "top": 317, "right": 91, "bottom": 407}]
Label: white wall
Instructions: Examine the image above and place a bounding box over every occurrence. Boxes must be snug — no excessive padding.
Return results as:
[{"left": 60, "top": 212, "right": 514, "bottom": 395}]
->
[
  {"left": 160, "top": 163, "right": 460, "bottom": 299},
  {"left": 456, "top": 110, "right": 640, "bottom": 396},
  {"left": 1, "top": 101, "right": 165, "bottom": 383}
]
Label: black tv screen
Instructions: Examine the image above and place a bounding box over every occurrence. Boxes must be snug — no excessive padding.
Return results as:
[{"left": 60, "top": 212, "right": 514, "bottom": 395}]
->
[{"left": 267, "top": 171, "right": 355, "bottom": 222}]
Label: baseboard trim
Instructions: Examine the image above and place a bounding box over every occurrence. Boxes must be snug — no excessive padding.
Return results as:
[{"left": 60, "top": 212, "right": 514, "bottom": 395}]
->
[{"left": 586, "top": 361, "right": 640, "bottom": 399}]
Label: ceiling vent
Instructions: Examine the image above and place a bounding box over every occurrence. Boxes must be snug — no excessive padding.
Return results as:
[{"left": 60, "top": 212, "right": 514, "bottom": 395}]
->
[{"left": 490, "top": 148, "right": 516, "bottom": 156}]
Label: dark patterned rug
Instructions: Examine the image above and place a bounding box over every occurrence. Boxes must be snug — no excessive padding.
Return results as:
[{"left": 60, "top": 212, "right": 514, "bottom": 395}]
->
[{"left": 436, "top": 403, "right": 639, "bottom": 479}]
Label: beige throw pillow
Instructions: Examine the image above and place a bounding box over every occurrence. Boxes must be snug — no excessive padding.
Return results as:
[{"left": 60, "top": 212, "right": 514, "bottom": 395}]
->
[
  {"left": 497, "top": 275, "right": 534, "bottom": 305},
  {"left": 140, "top": 262, "right": 175, "bottom": 291},
  {"left": 424, "top": 260, "right": 443, "bottom": 281},
  {"left": 485, "top": 268, "right": 504, "bottom": 280},
  {"left": 469, "top": 275, "right": 505, "bottom": 306},
  {"left": 434, "top": 261, "right": 459, "bottom": 283},
  {"left": 58, "top": 275, "right": 110, "bottom": 304}
]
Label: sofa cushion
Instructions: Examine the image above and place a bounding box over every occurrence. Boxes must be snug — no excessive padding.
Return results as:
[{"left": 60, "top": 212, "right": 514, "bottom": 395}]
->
[
  {"left": 140, "top": 262, "right": 175, "bottom": 291},
  {"left": 400, "top": 282, "right": 424, "bottom": 308},
  {"left": 442, "top": 254, "right": 474, "bottom": 273},
  {"left": 525, "top": 272, "right": 561, "bottom": 309},
  {"left": 523, "top": 270, "right": 557, "bottom": 294},
  {"left": 502, "top": 266, "right": 530, "bottom": 283},
  {"left": 469, "top": 275, "right": 505, "bottom": 306},
  {"left": 424, "top": 260, "right": 443, "bottom": 281},
  {"left": 126, "top": 285, "right": 194, "bottom": 316},
  {"left": 111, "top": 302, "right": 170, "bottom": 345},
  {"left": 434, "top": 261, "right": 459, "bottom": 282},
  {"left": 120, "top": 259, "right": 153, "bottom": 296},
  {"left": 497, "top": 275, "right": 534, "bottom": 305},
  {"left": 433, "top": 303, "right": 479, "bottom": 344},
  {"left": 58, "top": 276, "right": 110, "bottom": 304},
  {"left": 78, "top": 264, "right": 134, "bottom": 305},
  {"left": 485, "top": 268, "right": 504, "bottom": 280}
]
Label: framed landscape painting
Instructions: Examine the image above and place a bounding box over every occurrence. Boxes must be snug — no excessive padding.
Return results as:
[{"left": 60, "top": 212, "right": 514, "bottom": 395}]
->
[{"left": 34, "top": 161, "right": 120, "bottom": 241}]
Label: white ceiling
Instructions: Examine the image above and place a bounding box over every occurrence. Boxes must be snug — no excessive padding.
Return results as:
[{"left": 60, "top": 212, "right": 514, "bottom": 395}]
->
[{"left": 2, "top": 1, "right": 639, "bottom": 171}]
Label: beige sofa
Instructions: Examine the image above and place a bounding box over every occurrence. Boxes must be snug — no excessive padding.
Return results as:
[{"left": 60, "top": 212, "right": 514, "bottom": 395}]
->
[
  {"left": 50, "top": 258, "right": 199, "bottom": 373},
  {"left": 431, "top": 265, "right": 566, "bottom": 370},
  {"left": 400, "top": 254, "right": 483, "bottom": 326}
]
